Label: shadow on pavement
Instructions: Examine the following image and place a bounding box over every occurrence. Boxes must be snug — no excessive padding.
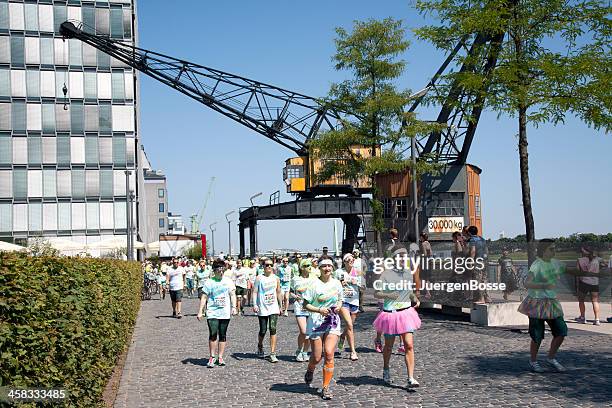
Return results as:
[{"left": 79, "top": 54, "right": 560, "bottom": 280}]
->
[
  {"left": 181, "top": 357, "right": 208, "bottom": 367},
  {"left": 231, "top": 352, "right": 261, "bottom": 361},
  {"left": 467, "top": 350, "right": 612, "bottom": 404},
  {"left": 155, "top": 315, "right": 178, "bottom": 319},
  {"left": 269, "top": 383, "right": 319, "bottom": 395},
  {"left": 336, "top": 375, "right": 409, "bottom": 391}
]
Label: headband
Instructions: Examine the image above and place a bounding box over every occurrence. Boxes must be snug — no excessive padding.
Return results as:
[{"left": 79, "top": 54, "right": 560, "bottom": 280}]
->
[{"left": 319, "top": 259, "right": 334, "bottom": 267}]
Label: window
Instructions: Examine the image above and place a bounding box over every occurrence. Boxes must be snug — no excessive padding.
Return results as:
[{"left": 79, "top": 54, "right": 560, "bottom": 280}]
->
[
  {"left": 38, "top": 5, "right": 54, "bottom": 33},
  {"left": 0, "top": 170, "right": 11, "bottom": 197},
  {"left": 85, "top": 135, "right": 98, "bottom": 165},
  {"left": 159, "top": 203, "right": 165, "bottom": 213},
  {"left": 0, "top": 37, "right": 9, "bottom": 64},
  {"left": 0, "top": 103, "right": 9, "bottom": 130},
  {"left": 0, "top": 69, "right": 9, "bottom": 96},
  {"left": 10, "top": 37, "right": 24, "bottom": 67},
  {"left": 100, "top": 202, "right": 113, "bottom": 229},
  {"left": 13, "top": 169, "right": 27, "bottom": 200},
  {"left": 26, "top": 103, "right": 41, "bottom": 131},
  {"left": 83, "top": 43, "right": 96, "bottom": 66},
  {"left": 114, "top": 201, "right": 126, "bottom": 229},
  {"left": 41, "top": 103, "right": 55, "bottom": 133},
  {"left": 97, "top": 73, "right": 111, "bottom": 99},
  {"left": 426, "top": 192, "right": 465, "bottom": 217},
  {"left": 12, "top": 101, "right": 26, "bottom": 132},
  {"left": 40, "top": 38, "right": 54, "bottom": 66},
  {"left": 71, "top": 202, "right": 86, "bottom": 230},
  {"left": 99, "top": 137, "right": 112, "bottom": 164},
  {"left": 99, "top": 170, "right": 113, "bottom": 198},
  {"left": 0, "top": 3, "right": 8, "bottom": 31},
  {"left": 53, "top": 5, "right": 67, "bottom": 35},
  {"left": 126, "top": 137, "right": 134, "bottom": 166},
  {"left": 42, "top": 137, "right": 56, "bottom": 163},
  {"left": 54, "top": 38, "right": 68, "bottom": 66},
  {"left": 123, "top": 9, "right": 132, "bottom": 39},
  {"left": 84, "top": 72, "right": 97, "bottom": 99},
  {"left": 97, "top": 48, "right": 110, "bottom": 69},
  {"left": 43, "top": 203, "right": 57, "bottom": 231},
  {"left": 56, "top": 170, "right": 71, "bottom": 197},
  {"left": 12, "top": 137, "right": 27, "bottom": 164},
  {"left": 0, "top": 204, "right": 12, "bottom": 232},
  {"left": 84, "top": 105, "right": 98, "bottom": 132},
  {"left": 99, "top": 104, "right": 112, "bottom": 133},
  {"left": 24, "top": 37, "right": 39, "bottom": 65},
  {"left": 70, "top": 137, "right": 85, "bottom": 164},
  {"left": 40, "top": 71, "right": 55, "bottom": 97},
  {"left": 55, "top": 104, "right": 70, "bottom": 131},
  {"left": 43, "top": 169, "right": 56, "bottom": 197},
  {"left": 112, "top": 105, "right": 133, "bottom": 131},
  {"left": 11, "top": 70, "right": 26, "bottom": 97},
  {"left": 111, "top": 71, "right": 125, "bottom": 100},
  {"left": 69, "top": 39, "right": 82, "bottom": 67},
  {"left": 95, "top": 8, "right": 110, "bottom": 36},
  {"left": 159, "top": 218, "right": 165, "bottom": 228},
  {"left": 86, "top": 202, "right": 99, "bottom": 230},
  {"left": 71, "top": 169, "right": 85, "bottom": 199},
  {"left": 29, "top": 203, "right": 42, "bottom": 231},
  {"left": 110, "top": 8, "right": 123, "bottom": 39},
  {"left": 82, "top": 6, "right": 95, "bottom": 34},
  {"left": 474, "top": 195, "right": 481, "bottom": 218},
  {"left": 85, "top": 170, "right": 99, "bottom": 196},
  {"left": 70, "top": 102, "right": 84, "bottom": 134},
  {"left": 158, "top": 188, "right": 165, "bottom": 198},
  {"left": 27, "top": 136, "right": 41, "bottom": 165},
  {"left": 112, "top": 136, "right": 126, "bottom": 166},
  {"left": 69, "top": 72, "right": 84, "bottom": 99},
  {"left": 24, "top": 4, "right": 38, "bottom": 31},
  {"left": 9, "top": 3, "right": 24, "bottom": 31},
  {"left": 58, "top": 202, "right": 71, "bottom": 230},
  {"left": 56, "top": 135, "right": 70, "bottom": 166},
  {"left": 28, "top": 170, "right": 42, "bottom": 197},
  {"left": 383, "top": 198, "right": 392, "bottom": 219},
  {"left": 55, "top": 70, "right": 68, "bottom": 99},
  {"left": 396, "top": 199, "right": 408, "bottom": 219},
  {"left": 0, "top": 135, "right": 10, "bottom": 164},
  {"left": 26, "top": 70, "right": 40, "bottom": 98},
  {"left": 13, "top": 204, "right": 27, "bottom": 231}
]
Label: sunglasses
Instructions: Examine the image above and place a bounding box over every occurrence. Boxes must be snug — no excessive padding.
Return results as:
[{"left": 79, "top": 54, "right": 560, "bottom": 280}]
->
[{"left": 264, "top": 264, "right": 273, "bottom": 267}]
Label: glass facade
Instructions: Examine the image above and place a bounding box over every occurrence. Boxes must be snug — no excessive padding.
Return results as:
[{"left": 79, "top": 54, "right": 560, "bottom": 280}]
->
[{"left": 0, "top": 0, "right": 138, "bottom": 241}]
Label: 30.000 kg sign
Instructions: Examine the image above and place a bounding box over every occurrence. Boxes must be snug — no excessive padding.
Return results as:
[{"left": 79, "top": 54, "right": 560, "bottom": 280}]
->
[{"left": 427, "top": 217, "right": 463, "bottom": 233}]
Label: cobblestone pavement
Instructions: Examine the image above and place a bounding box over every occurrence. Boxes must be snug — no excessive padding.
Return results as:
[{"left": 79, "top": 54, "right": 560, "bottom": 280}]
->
[{"left": 115, "top": 295, "right": 611, "bottom": 408}]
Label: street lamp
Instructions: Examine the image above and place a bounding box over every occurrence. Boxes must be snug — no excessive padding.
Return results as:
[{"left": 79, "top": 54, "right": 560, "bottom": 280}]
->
[
  {"left": 225, "top": 211, "right": 236, "bottom": 257},
  {"left": 250, "top": 192, "right": 263, "bottom": 206},
  {"left": 209, "top": 222, "right": 217, "bottom": 257}
]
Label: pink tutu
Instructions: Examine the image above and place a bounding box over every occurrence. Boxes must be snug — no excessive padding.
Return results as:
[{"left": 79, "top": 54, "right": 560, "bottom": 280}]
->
[{"left": 373, "top": 307, "right": 421, "bottom": 335}]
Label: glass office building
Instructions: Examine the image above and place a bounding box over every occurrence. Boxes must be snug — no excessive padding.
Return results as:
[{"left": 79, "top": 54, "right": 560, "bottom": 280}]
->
[{"left": 0, "top": 0, "right": 139, "bottom": 253}]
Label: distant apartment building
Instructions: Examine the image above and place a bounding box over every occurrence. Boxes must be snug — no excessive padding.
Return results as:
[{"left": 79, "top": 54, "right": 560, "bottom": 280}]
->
[
  {"left": 138, "top": 144, "right": 167, "bottom": 256},
  {"left": 0, "top": 0, "right": 139, "bottom": 255},
  {"left": 167, "top": 212, "right": 185, "bottom": 235}
]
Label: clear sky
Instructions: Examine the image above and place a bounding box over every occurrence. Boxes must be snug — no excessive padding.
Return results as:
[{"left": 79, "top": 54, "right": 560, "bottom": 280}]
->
[{"left": 136, "top": 0, "right": 611, "bottom": 253}]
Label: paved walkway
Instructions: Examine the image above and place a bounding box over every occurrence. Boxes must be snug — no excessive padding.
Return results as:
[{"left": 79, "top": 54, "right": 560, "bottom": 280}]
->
[{"left": 115, "top": 295, "right": 611, "bottom": 407}]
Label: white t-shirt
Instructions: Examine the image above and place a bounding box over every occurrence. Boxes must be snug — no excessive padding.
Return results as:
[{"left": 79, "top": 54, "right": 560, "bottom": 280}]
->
[
  {"left": 335, "top": 268, "right": 363, "bottom": 306},
  {"left": 202, "top": 277, "right": 235, "bottom": 319},
  {"left": 234, "top": 267, "right": 250, "bottom": 288},
  {"left": 578, "top": 257, "right": 601, "bottom": 286},
  {"left": 255, "top": 274, "right": 280, "bottom": 316},
  {"left": 167, "top": 266, "right": 185, "bottom": 291},
  {"left": 185, "top": 266, "right": 195, "bottom": 280}
]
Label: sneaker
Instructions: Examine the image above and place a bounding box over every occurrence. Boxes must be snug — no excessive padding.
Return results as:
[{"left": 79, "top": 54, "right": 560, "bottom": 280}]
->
[
  {"left": 383, "top": 368, "right": 392, "bottom": 384},
  {"left": 350, "top": 351, "right": 358, "bottom": 361},
  {"left": 407, "top": 377, "right": 420, "bottom": 388},
  {"left": 257, "top": 347, "right": 265, "bottom": 358},
  {"left": 574, "top": 316, "right": 586, "bottom": 324},
  {"left": 593, "top": 319, "right": 601, "bottom": 326},
  {"left": 283, "top": 311, "right": 289, "bottom": 317},
  {"left": 177, "top": 313, "right": 182, "bottom": 319},
  {"left": 269, "top": 353, "right": 279, "bottom": 363},
  {"left": 375, "top": 339, "right": 383, "bottom": 353},
  {"left": 206, "top": 357, "right": 215, "bottom": 368},
  {"left": 529, "top": 360, "right": 545, "bottom": 373},
  {"left": 296, "top": 352, "right": 305, "bottom": 362},
  {"left": 172, "top": 312, "right": 177, "bottom": 318},
  {"left": 397, "top": 344, "right": 406, "bottom": 353},
  {"left": 338, "top": 339, "right": 345, "bottom": 351},
  {"left": 607, "top": 316, "right": 612, "bottom": 323},
  {"left": 216, "top": 357, "right": 226, "bottom": 366},
  {"left": 300, "top": 352, "right": 309, "bottom": 362},
  {"left": 321, "top": 386, "right": 333, "bottom": 400},
  {"left": 546, "top": 358, "right": 566, "bottom": 372},
  {"left": 304, "top": 369, "right": 314, "bottom": 386}
]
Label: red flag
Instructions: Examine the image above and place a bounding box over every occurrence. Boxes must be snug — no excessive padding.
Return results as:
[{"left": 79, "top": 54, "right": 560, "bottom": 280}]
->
[{"left": 201, "top": 234, "right": 207, "bottom": 258}]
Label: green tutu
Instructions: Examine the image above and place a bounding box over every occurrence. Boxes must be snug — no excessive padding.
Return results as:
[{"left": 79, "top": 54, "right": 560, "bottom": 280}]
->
[{"left": 517, "top": 296, "right": 564, "bottom": 320}]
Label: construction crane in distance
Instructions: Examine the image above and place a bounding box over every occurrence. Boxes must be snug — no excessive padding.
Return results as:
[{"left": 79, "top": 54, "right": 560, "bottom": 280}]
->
[{"left": 190, "top": 176, "right": 216, "bottom": 234}]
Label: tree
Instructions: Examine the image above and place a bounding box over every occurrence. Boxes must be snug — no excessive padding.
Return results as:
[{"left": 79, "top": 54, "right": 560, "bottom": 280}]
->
[
  {"left": 415, "top": 0, "right": 611, "bottom": 264},
  {"left": 311, "top": 18, "right": 443, "bottom": 255}
]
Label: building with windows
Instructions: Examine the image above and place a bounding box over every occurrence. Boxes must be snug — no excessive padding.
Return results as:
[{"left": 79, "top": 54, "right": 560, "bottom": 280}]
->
[
  {"left": 167, "top": 212, "right": 185, "bottom": 235},
  {"left": 138, "top": 144, "right": 167, "bottom": 256},
  {"left": 0, "top": 0, "right": 139, "bottom": 255}
]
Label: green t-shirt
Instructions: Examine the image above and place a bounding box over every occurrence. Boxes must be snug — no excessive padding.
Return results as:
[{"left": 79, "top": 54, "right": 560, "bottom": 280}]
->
[{"left": 527, "top": 258, "right": 565, "bottom": 299}]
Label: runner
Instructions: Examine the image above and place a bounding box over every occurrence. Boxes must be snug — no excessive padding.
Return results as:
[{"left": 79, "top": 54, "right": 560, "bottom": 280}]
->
[
  {"left": 277, "top": 257, "right": 293, "bottom": 316},
  {"left": 291, "top": 259, "right": 314, "bottom": 362},
  {"left": 336, "top": 253, "right": 363, "bottom": 361},
  {"left": 167, "top": 258, "right": 186, "bottom": 318},
  {"left": 497, "top": 250, "right": 518, "bottom": 301},
  {"left": 246, "top": 259, "right": 256, "bottom": 306},
  {"left": 373, "top": 246, "right": 422, "bottom": 389},
  {"left": 517, "top": 239, "right": 568, "bottom": 373},
  {"left": 310, "top": 258, "right": 321, "bottom": 279},
  {"left": 197, "top": 259, "right": 237, "bottom": 368},
  {"left": 252, "top": 259, "right": 282, "bottom": 363},
  {"left": 234, "top": 259, "right": 250, "bottom": 315},
  {"left": 185, "top": 260, "right": 196, "bottom": 298},
  {"left": 157, "top": 264, "right": 167, "bottom": 300},
  {"left": 196, "top": 259, "right": 211, "bottom": 299},
  {"left": 303, "top": 256, "right": 343, "bottom": 400},
  {"left": 575, "top": 247, "right": 604, "bottom": 325}
]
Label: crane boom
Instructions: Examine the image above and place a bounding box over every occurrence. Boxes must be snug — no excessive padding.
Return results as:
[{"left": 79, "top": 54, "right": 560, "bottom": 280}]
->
[{"left": 195, "top": 177, "right": 215, "bottom": 233}]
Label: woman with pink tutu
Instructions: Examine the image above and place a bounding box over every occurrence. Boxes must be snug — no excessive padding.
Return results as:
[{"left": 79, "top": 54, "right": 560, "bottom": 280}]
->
[{"left": 373, "top": 247, "right": 421, "bottom": 389}]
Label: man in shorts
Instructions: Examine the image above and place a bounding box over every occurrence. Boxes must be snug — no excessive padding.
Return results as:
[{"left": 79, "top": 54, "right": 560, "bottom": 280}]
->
[
  {"left": 575, "top": 247, "right": 604, "bottom": 325},
  {"left": 167, "top": 258, "right": 186, "bottom": 318},
  {"left": 277, "top": 257, "right": 293, "bottom": 316}
]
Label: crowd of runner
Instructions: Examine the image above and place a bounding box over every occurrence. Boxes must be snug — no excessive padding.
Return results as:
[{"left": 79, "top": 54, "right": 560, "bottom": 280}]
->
[{"left": 139, "top": 229, "right": 611, "bottom": 400}]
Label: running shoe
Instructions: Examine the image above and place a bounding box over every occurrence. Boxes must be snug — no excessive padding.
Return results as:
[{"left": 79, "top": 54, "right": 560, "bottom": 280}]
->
[
  {"left": 608, "top": 316, "right": 612, "bottom": 323},
  {"left": 216, "top": 357, "right": 226, "bottom": 366},
  {"left": 257, "top": 346, "right": 265, "bottom": 358},
  {"left": 529, "top": 360, "right": 545, "bottom": 373},
  {"left": 206, "top": 357, "right": 215, "bottom": 368},
  {"left": 177, "top": 313, "right": 182, "bottom": 319},
  {"left": 283, "top": 311, "right": 289, "bottom": 317},
  {"left": 172, "top": 312, "right": 177, "bottom": 318},
  {"left": 593, "top": 319, "right": 601, "bottom": 326},
  {"left": 304, "top": 369, "right": 314, "bottom": 386},
  {"left": 383, "top": 368, "right": 392, "bottom": 384},
  {"left": 546, "top": 358, "right": 566, "bottom": 372},
  {"left": 350, "top": 351, "right": 358, "bottom": 361},
  {"left": 321, "top": 386, "right": 333, "bottom": 400},
  {"left": 407, "top": 377, "right": 420, "bottom": 388},
  {"left": 374, "top": 338, "right": 383, "bottom": 353},
  {"left": 397, "top": 344, "right": 406, "bottom": 353},
  {"left": 574, "top": 316, "right": 586, "bottom": 324},
  {"left": 269, "top": 353, "right": 279, "bottom": 363},
  {"left": 296, "top": 352, "right": 305, "bottom": 362},
  {"left": 300, "top": 352, "right": 309, "bottom": 362}
]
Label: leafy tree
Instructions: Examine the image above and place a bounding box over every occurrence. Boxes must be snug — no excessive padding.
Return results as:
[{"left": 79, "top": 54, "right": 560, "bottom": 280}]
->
[
  {"left": 311, "top": 18, "right": 443, "bottom": 255},
  {"left": 415, "top": 0, "right": 611, "bottom": 264}
]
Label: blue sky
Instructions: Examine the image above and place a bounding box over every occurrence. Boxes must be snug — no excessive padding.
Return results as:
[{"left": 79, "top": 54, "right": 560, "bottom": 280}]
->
[{"left": 136, "top": 1, "right": 611, "bottom": 253}]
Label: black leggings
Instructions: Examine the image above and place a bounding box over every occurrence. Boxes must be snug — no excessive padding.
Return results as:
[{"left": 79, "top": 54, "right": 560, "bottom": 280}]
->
[
  {"left": 207, "top": 318, "right": 230, "bottom": 342},
  {"left": 258, "top": 315, "right": 278, "bottom": 336}
]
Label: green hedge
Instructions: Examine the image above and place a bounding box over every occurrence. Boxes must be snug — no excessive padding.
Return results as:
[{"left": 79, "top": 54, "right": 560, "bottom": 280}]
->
[{"left": 0, "top": 253, "right": 141, "bottom": 407}]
